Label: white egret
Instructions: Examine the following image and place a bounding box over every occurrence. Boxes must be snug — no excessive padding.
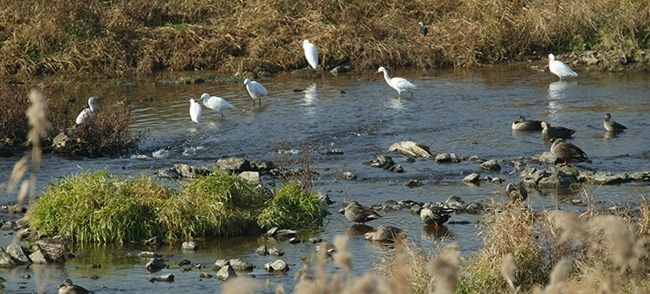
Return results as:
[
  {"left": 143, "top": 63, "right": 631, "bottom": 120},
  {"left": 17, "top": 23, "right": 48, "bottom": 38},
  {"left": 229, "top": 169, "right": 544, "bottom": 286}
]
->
[
  {"left": 376, "top": 66, "right": 417, "bottom": 96},
  {"left": 244, "top": 78, "right": 268, "bottom": 106},
  {"left": 189, "top": 98, "right": 202, "bottom": 124},
  {"left": 199, "top": 93, "right": 235, "bottom": 117},
  {"left": 75, "top": 97, "right": 96, "bottom": 125},
  {"left": 548, "top": 54, "right": 577, "bottom": 80},
  {"left": 302, "top": 39, "right": 319, "bottom": 69}
]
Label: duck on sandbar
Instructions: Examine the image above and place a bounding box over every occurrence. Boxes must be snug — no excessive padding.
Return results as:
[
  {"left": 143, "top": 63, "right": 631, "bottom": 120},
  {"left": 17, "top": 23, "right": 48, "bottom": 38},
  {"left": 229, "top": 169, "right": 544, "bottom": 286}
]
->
[{"left": 550, "top": 138, "right": 588, "bottom": 164}]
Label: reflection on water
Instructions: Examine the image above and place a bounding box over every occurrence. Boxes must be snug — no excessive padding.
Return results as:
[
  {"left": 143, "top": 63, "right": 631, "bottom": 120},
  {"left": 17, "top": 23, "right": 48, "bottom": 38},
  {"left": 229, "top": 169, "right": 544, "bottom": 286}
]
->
[{"left": 1, "top": 67, "right": 649, "bottom": 293}]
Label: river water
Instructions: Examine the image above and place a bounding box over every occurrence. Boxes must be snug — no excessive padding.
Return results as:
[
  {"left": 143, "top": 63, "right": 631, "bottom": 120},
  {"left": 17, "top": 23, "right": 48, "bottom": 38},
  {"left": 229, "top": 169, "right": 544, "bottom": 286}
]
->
[{"left": 1, "top": 64, "right": 649, "bottom": 293}]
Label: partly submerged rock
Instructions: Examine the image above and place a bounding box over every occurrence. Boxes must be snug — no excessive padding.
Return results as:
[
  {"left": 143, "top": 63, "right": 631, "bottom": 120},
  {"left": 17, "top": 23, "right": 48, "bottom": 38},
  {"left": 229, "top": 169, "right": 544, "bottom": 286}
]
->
[
  {"left": 388, "top": 141, "right": 432, "bottom": 158},
  {"left": 264, "top": 259, "right": 289, "bottom": 272},
  {"left": 217, "top": 265, "right": 237, "bottom": 281}
]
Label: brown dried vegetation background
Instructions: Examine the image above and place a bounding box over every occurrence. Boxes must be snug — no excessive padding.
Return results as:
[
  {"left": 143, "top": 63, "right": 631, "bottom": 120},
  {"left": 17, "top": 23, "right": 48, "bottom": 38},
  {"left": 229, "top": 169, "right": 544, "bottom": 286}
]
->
[{"left": 0, "top": 0, "right": 649, "bottom": 78}]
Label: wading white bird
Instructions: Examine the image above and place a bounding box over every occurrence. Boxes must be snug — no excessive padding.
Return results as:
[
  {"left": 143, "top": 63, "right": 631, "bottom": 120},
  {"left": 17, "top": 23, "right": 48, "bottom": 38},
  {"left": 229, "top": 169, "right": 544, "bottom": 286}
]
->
[
  {"left": 200, "top": 93, "right": 235, "bottom": 117},
  {"left": 244, "top": 79, "right": 268, "bottom": 106},
  {"left": 302, "top": 39, "right": 319, "bottom": 69},
  {"left": 548, "top": 54, "right": 577, "bottom": 80},
  {"left": 75, "top": 97, "right": 96, "bottom": 125},
  {"left": 189, "top": 98, "right": 202, "bottom": 124},
  {"left": 376, "top": 66, "right": 417, "bottom": 96}
]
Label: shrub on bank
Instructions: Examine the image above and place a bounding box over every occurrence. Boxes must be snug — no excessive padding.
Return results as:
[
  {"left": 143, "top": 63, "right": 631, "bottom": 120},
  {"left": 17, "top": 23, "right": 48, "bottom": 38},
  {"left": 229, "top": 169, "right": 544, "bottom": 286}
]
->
[
  {"left": 29, "top": 170, "right": 325, "bottom": 243},
  {"left": 0, "top": 80, "right": 142, "bottom": 156}
]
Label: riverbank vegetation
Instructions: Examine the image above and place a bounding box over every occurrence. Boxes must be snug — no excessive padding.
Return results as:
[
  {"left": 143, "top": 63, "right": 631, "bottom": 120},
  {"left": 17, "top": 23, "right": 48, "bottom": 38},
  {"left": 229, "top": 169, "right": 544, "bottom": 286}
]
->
[
  {"left": 1, "top": 0, "right": 649, "bottom": 79},
  {"left": 0, "top": 79, "right": 141, "bottom": 156},
  {"left": 30, "top": 170, "right": 326, "bottom": 243}
]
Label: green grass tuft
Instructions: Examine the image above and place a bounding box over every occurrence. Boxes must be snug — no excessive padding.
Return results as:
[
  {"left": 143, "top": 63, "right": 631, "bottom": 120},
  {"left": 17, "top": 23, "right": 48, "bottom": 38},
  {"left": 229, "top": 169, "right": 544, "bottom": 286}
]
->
[{"left": 257, "top": 182, "right": 326, "bottom": 230}]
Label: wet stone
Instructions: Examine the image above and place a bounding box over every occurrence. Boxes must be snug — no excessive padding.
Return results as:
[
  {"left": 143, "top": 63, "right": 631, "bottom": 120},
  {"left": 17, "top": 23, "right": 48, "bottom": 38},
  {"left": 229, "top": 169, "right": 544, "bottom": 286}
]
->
[
  {"left": 145, "top": 258, "right": 167, "bottom": 272},
  {"left": 181, "top": 241, "right": 198, "bottom": 250},
  {"left": 238, "top": 171, "right": 261, "bottom": 185},
  {"left": 405, "top": 179, "right": 423, "bottom": 187},
  {"left": 0, "top": 247, "right": 16, "bottom": 268},
  {"left": 264, "top": 259, "right": 289, "bottom": 272},
  {"left": 340, "top": 171, "right": 357, "bottom": 180},
  {"left": 228, "top": 259, "right": 254, "bottom": 272},
  {"left": 255, "top": 245, "right": 268, "bottom": 256},
  {"left": 217, "top": 265, "right": 237, "bottom": 281},
  {"left": 6, "top": 243, "right": 30, "bottom": 265},
  {"left": 480, "top": 159, "right": 501, "bottom": 171},
  {"left": 155, "top": 274, "right": 174, "bottom": 282},
  {"left": 268, "top": 247, "right": 284, "bottom": 256},
  {"left": 463, "top": 173, "right": 480, "bottom": 183},
  {"left": 444, "top": 196, "right": 466, "bottom": 211},
  {"left": 28, "top": 249, "right": 47, "bottom": 264},
  {"left": 388, "top": 141, "right": 432, "bottom": 158}
]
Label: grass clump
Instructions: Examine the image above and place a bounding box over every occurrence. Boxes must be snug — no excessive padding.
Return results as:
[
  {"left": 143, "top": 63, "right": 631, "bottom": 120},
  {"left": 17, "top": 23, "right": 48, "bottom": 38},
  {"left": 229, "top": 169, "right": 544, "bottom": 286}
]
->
[
  {"left": 30, "top": 170, "right": 167, "bottom": 243},
  {"left": 257, "top": 182, "right": 326, "bottom": 230},
  {"left": 29, "top": 170, "right": 326, "bottom": 243}
]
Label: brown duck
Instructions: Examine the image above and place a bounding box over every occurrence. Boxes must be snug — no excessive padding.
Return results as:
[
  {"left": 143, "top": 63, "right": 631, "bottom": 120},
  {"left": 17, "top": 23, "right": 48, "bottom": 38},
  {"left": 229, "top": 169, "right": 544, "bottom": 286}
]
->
[{"left": 344, "top": 201, "right": 382, "bottom": 225}]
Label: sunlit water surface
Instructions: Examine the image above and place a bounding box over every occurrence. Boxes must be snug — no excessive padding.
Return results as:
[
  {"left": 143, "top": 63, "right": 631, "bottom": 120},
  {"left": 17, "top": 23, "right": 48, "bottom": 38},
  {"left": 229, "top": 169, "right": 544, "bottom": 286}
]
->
[{"left": 1, "top": 64, "right": 649, "bottom": 293}]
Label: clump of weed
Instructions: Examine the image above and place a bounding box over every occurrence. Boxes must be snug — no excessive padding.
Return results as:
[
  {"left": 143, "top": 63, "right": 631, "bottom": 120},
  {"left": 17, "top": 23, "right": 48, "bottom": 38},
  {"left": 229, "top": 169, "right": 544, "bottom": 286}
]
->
[
  {"left": 30, "top": 170, "right": 168, "bottom": 243},
  {"left": 30, "top": 170, "right": 327, "bottom": 242},
  {"left": 257, "top": 181, "right": 326, "bottom": 230}
]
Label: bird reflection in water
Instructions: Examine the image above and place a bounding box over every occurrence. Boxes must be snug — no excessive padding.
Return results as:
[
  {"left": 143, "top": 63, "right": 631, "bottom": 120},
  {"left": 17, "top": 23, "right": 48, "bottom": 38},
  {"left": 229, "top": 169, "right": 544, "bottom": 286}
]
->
[
  {"left": 346, "top": 224, "right": 375, "bottom": 236},
  {"left": 421, "top": 224, "right": 451, "bottom": 240}
]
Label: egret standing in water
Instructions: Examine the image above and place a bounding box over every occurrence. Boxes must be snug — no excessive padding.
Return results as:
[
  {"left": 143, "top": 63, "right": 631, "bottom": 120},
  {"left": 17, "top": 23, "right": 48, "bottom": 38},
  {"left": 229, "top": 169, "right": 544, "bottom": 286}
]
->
[
  {"left": 189, "top": 98, "right": 202, "bottom": 124},
  {"left": 200, "top": 93, "right": 235, "bottom": 117},
  {"left": 376, "top": 66, "right": 417, "bottom": 96},
  {"left": 548, "top": 54, "right": 577, "bottom": 80},
  {"left": 244, "top": 79, "right": 268, "bottom": 106},
  {"left": 302, "top": 39, "right": 319, "bottom": 70},
  {"left": 75, "top": 97, "right": 96, "bottom": 125}
]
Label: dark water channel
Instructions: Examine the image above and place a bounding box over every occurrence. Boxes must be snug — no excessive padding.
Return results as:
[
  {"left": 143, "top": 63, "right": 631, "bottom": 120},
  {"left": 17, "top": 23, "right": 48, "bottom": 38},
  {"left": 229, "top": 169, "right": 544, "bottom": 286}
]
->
[{"left": 1, "top": 63, "right": 649, "bottom": 293}]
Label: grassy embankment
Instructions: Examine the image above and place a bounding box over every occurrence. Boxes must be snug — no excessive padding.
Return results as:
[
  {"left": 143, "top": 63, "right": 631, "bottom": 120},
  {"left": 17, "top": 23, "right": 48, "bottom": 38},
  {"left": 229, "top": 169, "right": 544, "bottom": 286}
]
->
[
  {"left": 1, "top": 0, "right": 649, "bottom": 154},
  {"left": 0, "top": 0, "right": 648, "bottom": 79}
]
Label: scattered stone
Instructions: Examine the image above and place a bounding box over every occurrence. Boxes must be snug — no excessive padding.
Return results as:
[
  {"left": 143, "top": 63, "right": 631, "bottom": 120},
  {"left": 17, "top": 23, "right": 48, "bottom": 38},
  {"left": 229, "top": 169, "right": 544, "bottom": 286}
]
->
[
  {"left": 468, "top": 155, "right": 482, "bottom": 162},
  {"left": 273, "top": 229, "right": 299, "bottom": 238},
  {"left": 144, "top": 237, "right": 163, "bottom": 246},
  {"left": 6, "top": 243, "right": 30, "bottom": 265},
  {"left": 28, "top": 249, "right": 47, "bottom": 264},
  {"left": 250, "top": 160, "right": 276, "bottom": 172},
  {"left": 405, "top": 179, "right": 423, "bottom": 187},
  {"left": 199, "top": 273, "right": 214, "bottom": 279},
  {"left": 216, "top": 265, "right": 237, "bottom": 281},
  {"left": 0, "top": 247, "right": 16, "bottom": 268},
  {"left": 238, "top": 171, "right": 261, "bottom": 185},
  {"left": 506, "top": 182, "right": 528, "bottom": 203},
  {"left": 388, "top": 164, "right": 404, "bottom": 173},
  {"left": 325, "top": 149, "right": 344, "bottom": 155},
  {"left": 181, "top": 241, "right": 198, "bottom": 250},
  {"left": 318, "top": 193, "right": 335, "bottom": 205},
  {"left": 35, "top": 235, "right": 70, "bottom": 262},
  {"left": 590, "top": 172, "right": 631, "bottom": 185},
  {"left": 463, "top": 173, "right": 481, "bottom": 183},
  {"left": 364, "top": 155, "right": 395, "bottom": 169},
  {"left": 145, "top": 258, "right": 167, "bottom": 272},
  {"left": 491, "top": 177, "right": 503, "bottom": 184},
  {"left": 137, "top": 251, "right": 162, "bottom": 258},
  {"left": 480, "top": 159, "right": 501, "bottom": 171},
  {"left": 173, "top": 163, "right": 209, "bottom": 178},
  {"left": 388, "top": 141, "right": 432, "bottom": 158},
  {"left": 382, "top": 200, "right": 401, "bottom": 211},
  {"left": 255, "top": 245, "right": 268, "bottom": 256},
  {"left": 228, "top": 259, "right": 254, "bottom": 272},
  {"left": 410, "top": 204, "right": 423, "bottom": 215},
  {"left": 155, "top": 274, "right": 174, "bottom": 282},
  {"left": 178, "top": 259, "right": 191, "bottom": 266},
  {"left": 211, "top": 157, "right": 252, "bottom": 174},
  {"left": 435, "top": 153, "right": 460, "bottom": 163},
  {"left": 86, "top": 264, "right": 101, "bottom": 268},
  {"left": 306, "top": 238, "right": 323, "bottom": 244},
  {"left": 213, "top": 259, "right": 229, "bottom": 271},
  {"left": 268, "top": 247, "right": 284, "bottom": 256},
  {"left": 340, "top": 171, "right": 357, "bottom": 180},
  {"left": 444, "top": 196, "right": 466, "bottom": 211},
  {"left": 19, "top": 274, "right": 30, "bottom": 279},
  {"left": 288, "top": 237, "right": 301, "bottom": 244},
  {"left": 464, "top": 202, "right": 484, "bottom": 214},
  {"left": 156, "top": 168, "right": 181, "bottom": 179},
  {"left": 264, "top": 259, "right": 289, "bottom": 272},
  {"left": 265, "top": 227, "right": 279, "bottom": 237}
]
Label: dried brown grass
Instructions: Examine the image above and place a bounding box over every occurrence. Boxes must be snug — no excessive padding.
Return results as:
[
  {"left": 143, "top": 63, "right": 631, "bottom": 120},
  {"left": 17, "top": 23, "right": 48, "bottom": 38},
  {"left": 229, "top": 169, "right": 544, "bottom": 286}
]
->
[{"left": 1, "top": 0, "right": 648, "bottom": 78}]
